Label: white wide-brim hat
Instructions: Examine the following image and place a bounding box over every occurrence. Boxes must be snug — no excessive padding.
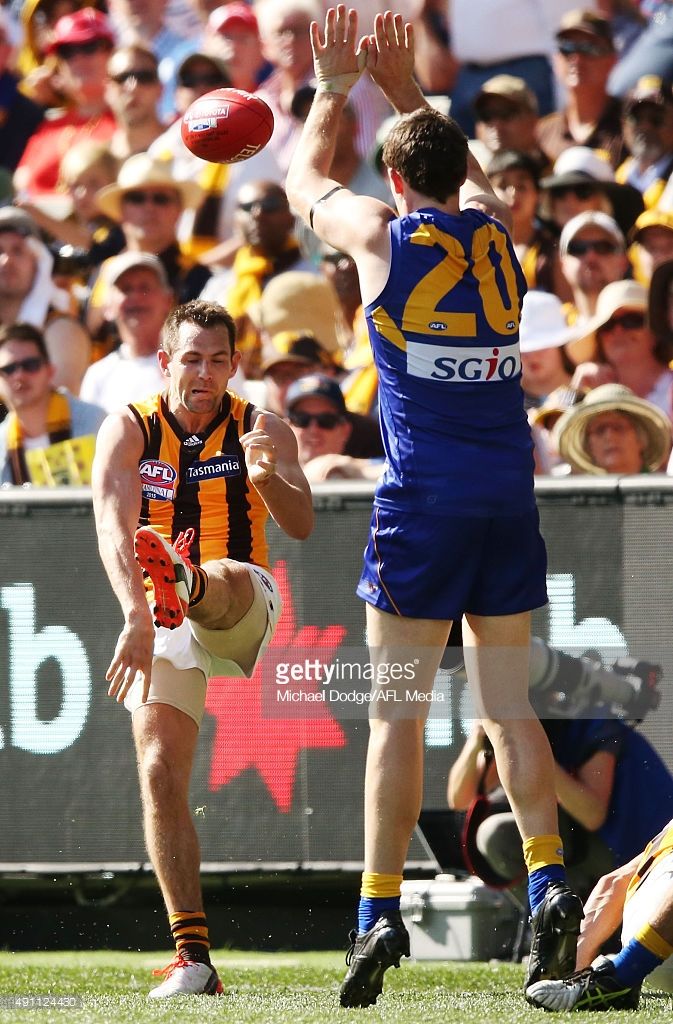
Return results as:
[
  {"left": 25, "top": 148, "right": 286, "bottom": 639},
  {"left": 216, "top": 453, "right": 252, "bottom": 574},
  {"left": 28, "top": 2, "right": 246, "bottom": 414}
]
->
[
  {"left": 519, "top": 290, "right": 584, "bottom": 353},
  {"left": 564, "top": 279, "right": 648, "bottom": 365}
]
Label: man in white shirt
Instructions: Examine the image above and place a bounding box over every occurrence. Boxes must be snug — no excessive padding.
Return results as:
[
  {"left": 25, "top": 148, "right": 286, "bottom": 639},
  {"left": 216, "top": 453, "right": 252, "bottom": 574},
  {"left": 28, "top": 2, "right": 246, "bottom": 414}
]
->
[
  {"left": 80, "top": 252, "right": 173, "bottom": 412},
  {"left": 448, "top": 0, "right": 579, "bottom": 135}
]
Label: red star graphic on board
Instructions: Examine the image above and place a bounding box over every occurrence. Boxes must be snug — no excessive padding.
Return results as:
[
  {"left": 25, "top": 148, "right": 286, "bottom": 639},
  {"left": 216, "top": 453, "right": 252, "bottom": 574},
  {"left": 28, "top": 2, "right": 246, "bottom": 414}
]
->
[{"left": 204, "top": 560, "right": 347, "bottom": 812}]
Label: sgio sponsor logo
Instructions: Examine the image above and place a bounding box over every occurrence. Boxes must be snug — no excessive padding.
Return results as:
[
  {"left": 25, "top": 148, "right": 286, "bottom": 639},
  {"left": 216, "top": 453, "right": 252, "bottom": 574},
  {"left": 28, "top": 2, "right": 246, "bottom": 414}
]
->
[{"left": 407, "top": 340, "right": 521, "bottom": 382}]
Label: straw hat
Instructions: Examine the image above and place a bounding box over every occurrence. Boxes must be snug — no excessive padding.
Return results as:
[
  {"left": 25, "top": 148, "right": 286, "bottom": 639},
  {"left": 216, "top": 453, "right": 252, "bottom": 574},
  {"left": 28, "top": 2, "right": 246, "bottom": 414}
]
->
[
  {"left": 96, "top": 154, "right": 203, "bottom": 221},
  {"left": 248, "top": 271, "right": 346, "bottom": 354},
  {"left": 553, "top": 383, "right": 671, "bottom": 474},
  {"left": 564, "top": 279, "right": 648, "bottom": 365},
  {"left": 529, "top": 385, "right": 588, "bottom": 430}
]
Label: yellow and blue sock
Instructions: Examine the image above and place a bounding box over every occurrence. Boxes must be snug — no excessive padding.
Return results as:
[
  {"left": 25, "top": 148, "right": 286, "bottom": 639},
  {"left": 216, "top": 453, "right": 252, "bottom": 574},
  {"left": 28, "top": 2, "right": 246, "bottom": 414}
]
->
[
  {"left": 611, "top": 924, "right": 673, "bottom": 987},
  {"left": 523, "top": 834, "right": 566, "bottom": 916},
  {"left": 357, "top": 872, "right": 403, "bottom": 935}
]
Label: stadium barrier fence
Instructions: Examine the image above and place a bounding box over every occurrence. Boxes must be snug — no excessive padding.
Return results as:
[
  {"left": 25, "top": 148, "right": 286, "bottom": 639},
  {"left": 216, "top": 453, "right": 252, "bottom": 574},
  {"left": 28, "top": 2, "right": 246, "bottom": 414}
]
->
[{"left": 1, "top": 478, "right": 672, "bottom": 875}]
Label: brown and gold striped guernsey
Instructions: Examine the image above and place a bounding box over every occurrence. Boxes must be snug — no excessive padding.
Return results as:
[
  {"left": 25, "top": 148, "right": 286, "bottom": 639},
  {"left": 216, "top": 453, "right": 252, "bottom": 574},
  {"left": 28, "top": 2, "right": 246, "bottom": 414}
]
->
[
  {"left": 129, "top": 390, "right": 270, "bottom": 571},
  {"left": 625, "top": 820, "right": 673, "bottom": 905}
]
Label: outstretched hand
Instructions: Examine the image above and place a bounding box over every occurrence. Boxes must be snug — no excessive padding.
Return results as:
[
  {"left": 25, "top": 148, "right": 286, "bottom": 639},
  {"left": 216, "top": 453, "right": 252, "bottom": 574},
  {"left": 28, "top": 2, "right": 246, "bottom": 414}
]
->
[
  {"left": 106, "top": 615, "right": 155, "bottom": 705},
  {"left": 311, "top": 5, "right": 367, "bottom": 95},
  {"left": 358, "top": 10, "right": 426, "bottom": 114},
  {"left": 363, "top": 11, "right": 415, "bottom": 91}
]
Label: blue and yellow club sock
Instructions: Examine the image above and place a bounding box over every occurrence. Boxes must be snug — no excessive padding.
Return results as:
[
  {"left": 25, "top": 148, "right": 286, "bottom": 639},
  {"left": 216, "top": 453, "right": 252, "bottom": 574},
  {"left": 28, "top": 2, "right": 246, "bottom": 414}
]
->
[
  {"left": 523, "top": 834, "right": 566, "bottom": 916},
  {"left": 357, "top": 872, "right": 403, "bottom": 935},
  {"left": 610, "top": 923, "right": 673, "bottom": 987}
]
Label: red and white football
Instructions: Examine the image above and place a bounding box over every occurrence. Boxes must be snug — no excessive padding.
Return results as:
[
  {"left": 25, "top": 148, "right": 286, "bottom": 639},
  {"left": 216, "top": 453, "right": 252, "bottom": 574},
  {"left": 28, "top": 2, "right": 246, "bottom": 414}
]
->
[{"left": 181, "top": 88, "right": 274, "bottom": 164}]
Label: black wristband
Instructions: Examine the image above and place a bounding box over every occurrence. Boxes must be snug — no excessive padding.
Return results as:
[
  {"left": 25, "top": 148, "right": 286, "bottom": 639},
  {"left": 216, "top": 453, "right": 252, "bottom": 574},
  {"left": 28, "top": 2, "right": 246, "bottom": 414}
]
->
[{"left": 309, "top": 185, "right": 345, "bottom": 229}]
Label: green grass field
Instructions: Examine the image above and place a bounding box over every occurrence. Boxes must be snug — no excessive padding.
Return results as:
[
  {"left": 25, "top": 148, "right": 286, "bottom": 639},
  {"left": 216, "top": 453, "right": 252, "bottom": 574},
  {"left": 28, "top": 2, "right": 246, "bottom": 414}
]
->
[{"left": 0, "top": 951, "right": 672, "bottom": 1023}]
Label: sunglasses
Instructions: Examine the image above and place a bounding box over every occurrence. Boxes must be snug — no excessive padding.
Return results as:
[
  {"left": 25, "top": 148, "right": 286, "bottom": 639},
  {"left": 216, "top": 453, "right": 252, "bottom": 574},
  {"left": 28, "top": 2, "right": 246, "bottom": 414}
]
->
[
  {"left": 478, "top": 106, "right": 520, "bottom": 123},
  {"left": 110, "top": 69, "right": 159, "bottom": 86},
  {"left": 123, "top": 190, "right": 178, "bottom": 206},
  {"left": 566, "top": 238, "right": 621, "bottom": 257},
  {"left": 551, "top": 183, "right": 599, "bottom": 201},
  {"left": 289, "top": 410, "right": 343, "bottom": 429},
  {"left": 237, "top": 196, "right": 287, "bottom": 214},
  {"left": 180, "top": 73, "right": 227, "bottom": 89},
  {"left": 0, "top": 356, "right": 45, "bottom": 377},
  {"left": 599, "top": 311, "right": 646, "bottom": 333},
  {"left": 56, "top": 38, "right": 111, "bottom": 59},
  {"left": 557, "top": 39, "right": 609, "bottom": 58}
]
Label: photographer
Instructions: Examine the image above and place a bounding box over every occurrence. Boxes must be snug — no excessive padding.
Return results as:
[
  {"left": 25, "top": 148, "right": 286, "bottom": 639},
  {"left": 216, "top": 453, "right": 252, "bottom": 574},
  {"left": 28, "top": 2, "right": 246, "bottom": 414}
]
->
[{"left": 448, "top": 685, "right": 673, "bottom": 900}]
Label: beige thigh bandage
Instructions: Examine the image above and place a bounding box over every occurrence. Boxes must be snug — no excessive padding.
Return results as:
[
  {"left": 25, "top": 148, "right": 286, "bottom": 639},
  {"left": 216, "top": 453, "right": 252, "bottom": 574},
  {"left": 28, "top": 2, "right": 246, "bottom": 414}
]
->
[{"left": 191, "top": 564, "right": 280, "bottom": 677}]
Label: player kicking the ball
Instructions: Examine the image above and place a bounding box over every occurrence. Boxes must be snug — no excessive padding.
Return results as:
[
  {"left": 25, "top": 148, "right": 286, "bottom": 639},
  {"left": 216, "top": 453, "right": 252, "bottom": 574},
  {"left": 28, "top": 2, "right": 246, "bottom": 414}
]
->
[
  {"left": 92, "top": 300, "right": 312, "bottom": 997},
  {"left": 286, "top": 7, "right": 582, "bottom": 1008}
]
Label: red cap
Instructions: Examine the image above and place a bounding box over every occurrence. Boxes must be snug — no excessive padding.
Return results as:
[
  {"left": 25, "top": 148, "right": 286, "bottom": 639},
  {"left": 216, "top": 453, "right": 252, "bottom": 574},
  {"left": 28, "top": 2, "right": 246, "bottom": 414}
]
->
[
  {"left": 47, "top": 7, "right": 115, "bottom": 54},
  {"left": 208, "top": 2, "right": 258, "bottom": 35}
]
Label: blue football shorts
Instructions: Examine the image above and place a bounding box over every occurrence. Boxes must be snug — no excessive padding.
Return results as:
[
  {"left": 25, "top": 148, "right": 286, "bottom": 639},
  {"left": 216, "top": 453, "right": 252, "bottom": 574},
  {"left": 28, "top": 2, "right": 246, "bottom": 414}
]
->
[{"left": 357, "top": 505, "right": 548, "bottom": 619}]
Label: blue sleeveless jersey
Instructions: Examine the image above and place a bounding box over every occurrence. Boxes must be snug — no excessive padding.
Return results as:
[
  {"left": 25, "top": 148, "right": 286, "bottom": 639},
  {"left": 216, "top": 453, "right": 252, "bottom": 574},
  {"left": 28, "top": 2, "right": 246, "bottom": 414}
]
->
[{"left": 365, "top": 207, "right": 534, "bottom": 516}]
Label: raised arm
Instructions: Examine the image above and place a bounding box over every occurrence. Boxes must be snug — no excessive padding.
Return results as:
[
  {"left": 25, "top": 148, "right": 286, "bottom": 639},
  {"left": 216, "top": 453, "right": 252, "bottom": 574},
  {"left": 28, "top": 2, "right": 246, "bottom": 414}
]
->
[
  {"left": 91, "top": 410, "right": 155, "bottom": 704},
  {"left": 285, "top": 5, "right": 396, "bottom": 257},
  {"left": 241, "top": 411, "right": 314, "bottom": 540},
  {"left": 461, "top": 150, "right": 513, "bottom": 231}
]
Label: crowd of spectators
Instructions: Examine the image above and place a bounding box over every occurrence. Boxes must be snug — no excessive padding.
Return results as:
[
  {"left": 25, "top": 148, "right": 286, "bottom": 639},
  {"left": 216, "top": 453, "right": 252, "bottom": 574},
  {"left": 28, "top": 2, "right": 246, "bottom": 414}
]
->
[{"left": 2, "top": 0, "right": 673, "bottom": 485}]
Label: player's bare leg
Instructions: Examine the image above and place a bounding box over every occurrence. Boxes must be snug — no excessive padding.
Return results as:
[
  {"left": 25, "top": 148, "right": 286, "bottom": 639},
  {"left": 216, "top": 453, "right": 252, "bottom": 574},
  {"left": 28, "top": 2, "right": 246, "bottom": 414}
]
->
[
  {"left": 340, "top": 606, "right": 450, "bottom": 1008},
  {"left": 463, "top": 612, "right": 583, "bottom": 991},
  {"left": 463, "top": 612, "right": 558, "bottom": 839},
  {"left": 133, "top": 692, "right": 202, "bottom": 912},
  {"left": 133, "top": 680, "right": 222, "bottom": 998},
  {"left": 363, "top": 607, "right": 451, "bottom": 875}
]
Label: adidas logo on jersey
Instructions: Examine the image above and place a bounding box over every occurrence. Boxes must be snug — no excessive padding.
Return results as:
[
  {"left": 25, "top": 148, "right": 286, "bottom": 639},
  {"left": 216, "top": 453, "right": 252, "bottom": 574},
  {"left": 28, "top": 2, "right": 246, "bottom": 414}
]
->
[{"left": 183, "top": 435, "right": 203, "bottom": 448}]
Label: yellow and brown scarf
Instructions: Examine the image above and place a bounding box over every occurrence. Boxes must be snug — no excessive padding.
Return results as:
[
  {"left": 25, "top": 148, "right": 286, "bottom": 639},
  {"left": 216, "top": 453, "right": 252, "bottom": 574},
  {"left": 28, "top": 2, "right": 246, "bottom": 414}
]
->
[{"left": 5, "top": 390, "right": 95, "bottom": 486}]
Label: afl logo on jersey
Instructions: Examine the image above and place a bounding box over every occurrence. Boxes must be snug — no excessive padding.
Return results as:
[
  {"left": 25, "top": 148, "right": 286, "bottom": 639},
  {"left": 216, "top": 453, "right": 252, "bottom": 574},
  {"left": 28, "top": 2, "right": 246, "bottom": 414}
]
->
[
  {"left": 139, "top": 459, "right": 177, "bottom": 501},
  {"left": 407, "top": 340, "right": 521, "bottom": 383}
]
